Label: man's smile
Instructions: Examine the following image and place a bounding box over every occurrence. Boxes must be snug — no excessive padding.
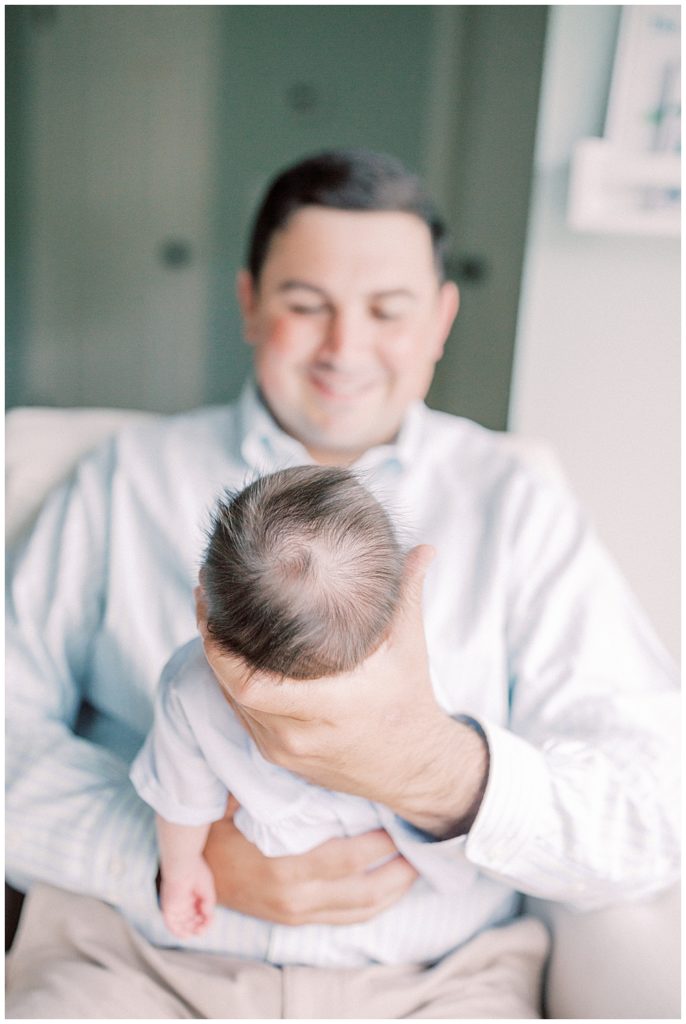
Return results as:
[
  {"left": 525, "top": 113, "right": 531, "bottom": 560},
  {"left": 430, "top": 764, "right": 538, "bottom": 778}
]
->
[{"left": 307, "top": 367, "right": 381, "bottom": 402}]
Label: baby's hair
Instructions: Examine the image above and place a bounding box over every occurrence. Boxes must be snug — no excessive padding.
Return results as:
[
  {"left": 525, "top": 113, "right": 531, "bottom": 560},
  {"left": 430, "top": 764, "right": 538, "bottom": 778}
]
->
[{"left": 202, "top": 466, "right": 404, "bottom": 679}]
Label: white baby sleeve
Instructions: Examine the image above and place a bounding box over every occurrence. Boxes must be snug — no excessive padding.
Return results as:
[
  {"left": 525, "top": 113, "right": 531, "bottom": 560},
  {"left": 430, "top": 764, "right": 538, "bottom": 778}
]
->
[{"left": 130, "top": 644, "right": 229, "bottom": 826}]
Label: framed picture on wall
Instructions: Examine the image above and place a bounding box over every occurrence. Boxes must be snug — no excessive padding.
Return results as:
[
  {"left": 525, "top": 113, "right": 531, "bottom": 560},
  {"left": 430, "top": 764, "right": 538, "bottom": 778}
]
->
[
  {"left": 568, "top": 4, "right": 680, "bottom": 235},
  {"left": 605, "top": 5, "right": 680, "bottom": 155}
]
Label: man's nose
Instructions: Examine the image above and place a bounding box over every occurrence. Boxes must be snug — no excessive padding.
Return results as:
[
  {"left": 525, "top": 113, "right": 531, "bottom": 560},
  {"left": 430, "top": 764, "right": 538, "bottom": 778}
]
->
[{"left": 320, "top": 309, "right": 369, "bottom": 358}]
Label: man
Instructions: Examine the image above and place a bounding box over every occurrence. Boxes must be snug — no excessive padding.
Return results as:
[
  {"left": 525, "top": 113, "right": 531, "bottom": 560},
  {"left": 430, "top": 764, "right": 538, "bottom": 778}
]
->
[{"left": 6, "top": 150, "right": 679, "bottom": 1018}]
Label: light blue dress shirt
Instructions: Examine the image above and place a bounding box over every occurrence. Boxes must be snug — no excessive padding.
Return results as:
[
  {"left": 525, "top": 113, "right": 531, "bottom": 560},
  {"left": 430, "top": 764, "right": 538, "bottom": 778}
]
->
[{"left": 6, "top": 381, "right": 680, "bottom": 967}]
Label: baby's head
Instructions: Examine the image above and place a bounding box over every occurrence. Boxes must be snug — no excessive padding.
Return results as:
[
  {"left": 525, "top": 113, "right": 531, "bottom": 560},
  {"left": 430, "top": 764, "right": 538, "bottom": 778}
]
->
[{"left": 202, "top": 466, "right": 404, "bottom": 679}]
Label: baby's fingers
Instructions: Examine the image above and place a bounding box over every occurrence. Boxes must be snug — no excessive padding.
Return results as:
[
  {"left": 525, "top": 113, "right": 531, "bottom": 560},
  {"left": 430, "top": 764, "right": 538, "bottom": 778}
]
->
[{"left": 163, "top": 909, "right": 197, "bottom": 939}]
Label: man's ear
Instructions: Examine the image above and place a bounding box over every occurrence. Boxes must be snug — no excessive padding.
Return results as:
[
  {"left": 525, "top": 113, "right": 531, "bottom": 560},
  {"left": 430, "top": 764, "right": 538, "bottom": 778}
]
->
[
  {"left": 236, "top": 269, "right": 258, "bottom": 345},
  {"left": 433, "top": 281, "right": 460, "bottom": 361}
]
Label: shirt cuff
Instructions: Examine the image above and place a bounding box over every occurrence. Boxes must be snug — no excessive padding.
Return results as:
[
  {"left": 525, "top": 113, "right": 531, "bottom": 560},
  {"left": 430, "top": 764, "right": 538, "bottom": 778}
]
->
[{"left": 464, "top": 717, "right": 550, "bottom": 877}]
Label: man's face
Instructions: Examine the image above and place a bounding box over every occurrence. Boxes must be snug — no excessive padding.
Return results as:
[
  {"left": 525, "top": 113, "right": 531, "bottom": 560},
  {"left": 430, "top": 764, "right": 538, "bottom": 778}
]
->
[{"left": 238, "top": 207, "right": 459, "bottom": 465}]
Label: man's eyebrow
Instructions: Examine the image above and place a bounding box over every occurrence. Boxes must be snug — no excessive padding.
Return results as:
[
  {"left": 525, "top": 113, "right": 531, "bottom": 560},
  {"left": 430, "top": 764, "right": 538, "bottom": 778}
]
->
[
  {"left": 277, "top": 280, "right": 327, "bottom": 296},
  {"left": 368, "top": 288, "right": 417, "bottom": 301},
  {"left": 277, "top": 281, "right": 418, "bottom": 301}
]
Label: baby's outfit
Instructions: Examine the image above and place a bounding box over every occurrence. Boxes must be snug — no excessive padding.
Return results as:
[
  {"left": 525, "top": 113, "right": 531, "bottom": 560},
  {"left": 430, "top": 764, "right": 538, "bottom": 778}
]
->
[
  {"left": 129, "top": 637, "right": 503, "bottom": 964},
  {"left": 131, "top": 638, "right": 397, "bottom": 858}
]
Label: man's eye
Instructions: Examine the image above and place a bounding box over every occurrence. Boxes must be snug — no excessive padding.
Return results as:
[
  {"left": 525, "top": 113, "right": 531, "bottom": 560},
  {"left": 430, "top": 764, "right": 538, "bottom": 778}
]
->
[
  {"left": 289, "top": 304, "right": 327, "bottom": 315},
  {"left": 372, "top": 308, "right": 402, "bottom": 321}
]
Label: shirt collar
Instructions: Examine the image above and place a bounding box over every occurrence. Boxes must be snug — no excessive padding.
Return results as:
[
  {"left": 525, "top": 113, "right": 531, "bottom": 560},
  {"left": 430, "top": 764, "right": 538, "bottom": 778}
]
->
[
  {"left": 237, "top": 378, "right": 426, "bottom": 475},
  {"left": 237, "top": 379, "right": 309, "bottom": 472}
]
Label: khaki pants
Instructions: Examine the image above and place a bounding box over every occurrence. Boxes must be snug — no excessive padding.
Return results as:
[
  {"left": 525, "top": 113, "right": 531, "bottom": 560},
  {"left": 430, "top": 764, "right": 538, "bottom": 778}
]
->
[{"left": 5, "top": 884, "right": 549, "bottom": 1019}]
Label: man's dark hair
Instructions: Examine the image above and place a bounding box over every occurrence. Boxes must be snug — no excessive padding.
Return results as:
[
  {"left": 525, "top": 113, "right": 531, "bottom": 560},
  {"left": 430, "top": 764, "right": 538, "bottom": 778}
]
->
[
  {"left": 246, "top": 149, "right": 447, "bottom": 282},
  {"left": 202, "top": 466, "right": 404, "bottom": 680}
]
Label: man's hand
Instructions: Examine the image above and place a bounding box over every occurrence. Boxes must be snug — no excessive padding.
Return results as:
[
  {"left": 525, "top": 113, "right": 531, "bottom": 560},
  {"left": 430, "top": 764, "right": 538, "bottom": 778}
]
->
[
  {"left": 204, "top": 798, "right": 418, "bottom": 925},
  {"left": 197, "top": 545, "right": 489, "bottom": 837}
]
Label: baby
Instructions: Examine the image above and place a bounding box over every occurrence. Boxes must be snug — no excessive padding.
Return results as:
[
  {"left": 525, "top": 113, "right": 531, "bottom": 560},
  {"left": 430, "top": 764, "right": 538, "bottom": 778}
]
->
[{"left": 130, "top": 465, "right": 405, "bottom": 939}]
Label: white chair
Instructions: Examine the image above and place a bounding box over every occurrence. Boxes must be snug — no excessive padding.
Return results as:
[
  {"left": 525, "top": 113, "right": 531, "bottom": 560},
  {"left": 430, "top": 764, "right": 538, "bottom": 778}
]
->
[{"left": 5, "top": 405, "right": 681, "bottom": 1018}]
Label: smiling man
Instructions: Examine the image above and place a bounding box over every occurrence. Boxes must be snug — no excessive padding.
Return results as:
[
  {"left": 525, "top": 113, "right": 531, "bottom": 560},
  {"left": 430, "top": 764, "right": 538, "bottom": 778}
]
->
[
  {"left": 6, "top": 150, "right": 680, "bottom": 1019},
  {"left": 239, "top": 203, "right": 458, "bottom": 464}
]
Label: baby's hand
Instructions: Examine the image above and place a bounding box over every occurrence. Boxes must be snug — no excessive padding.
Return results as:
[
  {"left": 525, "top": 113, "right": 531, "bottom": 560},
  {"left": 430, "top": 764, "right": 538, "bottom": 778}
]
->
[{"left": 160, "top": 856, "right": 216, "bottom": 938}]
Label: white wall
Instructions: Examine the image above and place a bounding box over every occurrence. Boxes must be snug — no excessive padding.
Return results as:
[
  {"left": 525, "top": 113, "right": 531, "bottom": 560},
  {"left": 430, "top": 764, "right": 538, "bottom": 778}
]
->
[{"left": 510, "top": 6, "right": 680, "bottom": 659}]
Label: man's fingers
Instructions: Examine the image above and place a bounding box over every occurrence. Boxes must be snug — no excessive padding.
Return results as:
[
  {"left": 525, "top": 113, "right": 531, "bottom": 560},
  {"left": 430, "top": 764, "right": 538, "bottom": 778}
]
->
[
  {"left": 223, "top": 794, "right": 241, "bottom": 819},
  {"left": 206, "top": 817, "right": 416, "bottom": 927},
  {"left": 295, "top": 853, "right": 418, "bottom": 923},
  {"left": 304, "top": 830, "right": 404, "bottom": 881},
  {"left": 376, "top": 541, "right": 436, "bottom": 648},
  {"left": 399, "top": 543, "right": 435, "bottom": 612}
]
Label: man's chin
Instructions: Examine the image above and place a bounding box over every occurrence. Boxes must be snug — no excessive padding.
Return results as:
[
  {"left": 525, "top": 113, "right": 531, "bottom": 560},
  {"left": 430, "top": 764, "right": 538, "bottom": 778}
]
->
[
  {"left": 302, "top": 441, "right": 363, "bottom": 467},
  {"left": 295, "top": 425, "right": 362, "bottom": 464},
  {"left": 301, "top": 424, "right": 399, "bottom": 465}
]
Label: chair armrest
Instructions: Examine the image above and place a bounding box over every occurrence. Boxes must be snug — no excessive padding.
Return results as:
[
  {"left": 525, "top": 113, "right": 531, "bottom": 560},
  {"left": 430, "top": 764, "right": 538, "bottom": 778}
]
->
[
  {"left": 6, "top": 406, "right": 158, "bottom": 546},
  {"left": 525, "top": 885, "right": 681, "bottom": 1019}
]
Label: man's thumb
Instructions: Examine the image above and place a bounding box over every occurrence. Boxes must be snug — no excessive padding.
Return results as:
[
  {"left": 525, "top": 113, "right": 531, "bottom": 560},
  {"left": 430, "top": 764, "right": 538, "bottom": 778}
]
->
[{"left": 400, "top": 544, "right": 436, "bottom": 611}]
